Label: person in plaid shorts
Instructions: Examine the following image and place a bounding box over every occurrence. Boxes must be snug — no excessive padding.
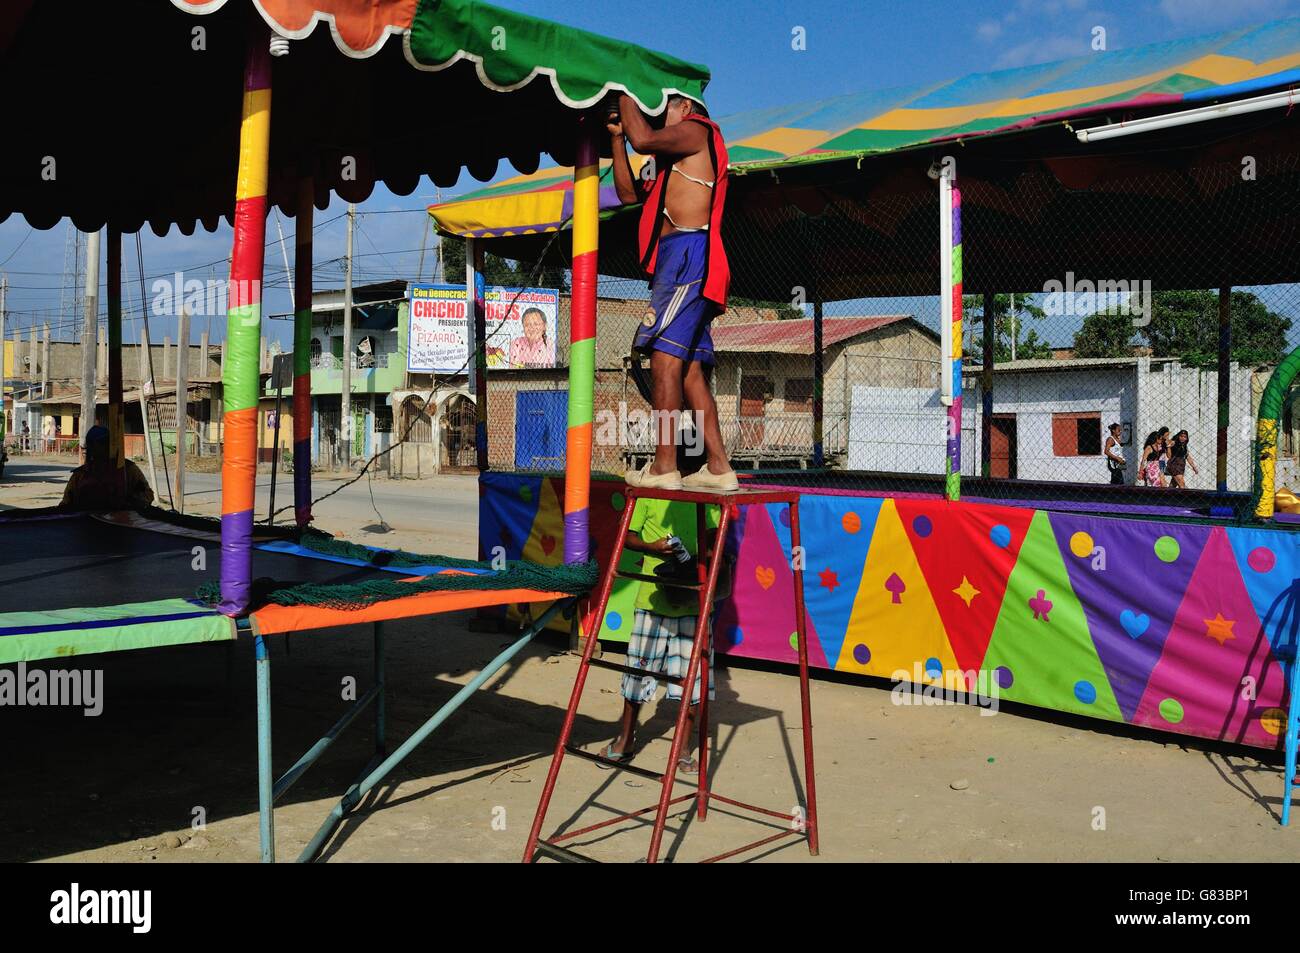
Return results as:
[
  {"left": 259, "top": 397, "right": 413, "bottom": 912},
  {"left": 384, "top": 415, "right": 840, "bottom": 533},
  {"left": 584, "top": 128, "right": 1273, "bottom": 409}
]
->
[{"left": 602, "top": 497, "right": 726, "bottom": 775}]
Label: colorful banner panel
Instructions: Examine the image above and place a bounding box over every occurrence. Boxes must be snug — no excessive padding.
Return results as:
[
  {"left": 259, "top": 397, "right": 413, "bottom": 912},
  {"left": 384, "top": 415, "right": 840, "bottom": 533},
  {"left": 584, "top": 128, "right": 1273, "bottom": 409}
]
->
[{"left": 479, "top": 473, "right": 1297, "bottom": 748}]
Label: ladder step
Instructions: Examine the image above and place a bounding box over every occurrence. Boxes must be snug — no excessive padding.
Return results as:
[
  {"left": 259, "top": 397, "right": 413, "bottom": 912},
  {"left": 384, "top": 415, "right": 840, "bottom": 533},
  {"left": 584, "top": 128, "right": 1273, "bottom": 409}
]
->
[
  {"left": 587, "top": 656, "right": 685, "bottom": 685},
  {"left": 563, "top": 743, "right": 672, "bottom": 782},
  {"left": 533, "top": 840, "right": 598, "bottom": 863},
  {"left": 614, "top": 569, "right": 702, "bottom": 590}
]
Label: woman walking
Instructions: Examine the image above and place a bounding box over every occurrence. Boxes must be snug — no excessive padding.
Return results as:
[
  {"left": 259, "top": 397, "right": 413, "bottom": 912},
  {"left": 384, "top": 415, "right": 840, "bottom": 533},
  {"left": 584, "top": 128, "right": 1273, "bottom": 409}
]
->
[
  {"left": 1139, "top": 431, "right": 1167, "bottom": 487},
  {"left": 1166, "top": 430, "right": 1199, "bottom": 488}
]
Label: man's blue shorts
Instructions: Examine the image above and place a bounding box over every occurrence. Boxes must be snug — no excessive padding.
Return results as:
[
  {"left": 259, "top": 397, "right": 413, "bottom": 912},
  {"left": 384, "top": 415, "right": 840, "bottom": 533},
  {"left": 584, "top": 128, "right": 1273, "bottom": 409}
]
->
[{"left": 635, "top": 231, "right": 719, "bottom": 366}]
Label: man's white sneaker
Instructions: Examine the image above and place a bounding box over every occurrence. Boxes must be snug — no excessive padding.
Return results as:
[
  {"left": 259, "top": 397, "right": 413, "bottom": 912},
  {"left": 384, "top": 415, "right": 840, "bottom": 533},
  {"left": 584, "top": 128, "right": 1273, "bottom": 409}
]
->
[
  {"left": 681, "top": 467, "right": 740, "bottom": 493},
  {"left": 625, "top": 463, "right": 683, "bottom": 490}
]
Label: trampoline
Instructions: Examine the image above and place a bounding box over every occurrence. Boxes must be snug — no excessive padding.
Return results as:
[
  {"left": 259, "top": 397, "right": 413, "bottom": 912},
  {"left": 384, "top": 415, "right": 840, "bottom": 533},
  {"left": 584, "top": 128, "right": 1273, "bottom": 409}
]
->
[{"left": 0, "top": 509, "right": 587, "bottom": 861}]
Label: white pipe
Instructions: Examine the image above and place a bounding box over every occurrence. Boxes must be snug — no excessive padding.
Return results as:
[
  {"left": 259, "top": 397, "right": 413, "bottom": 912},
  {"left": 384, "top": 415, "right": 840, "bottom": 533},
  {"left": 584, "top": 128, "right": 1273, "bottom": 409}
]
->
[
  {"left": 938, "top": 167, "right": 954, "bottom": 406},
  {"left": 1075, "top": 88, "right": 1299, "bottom": 143}
]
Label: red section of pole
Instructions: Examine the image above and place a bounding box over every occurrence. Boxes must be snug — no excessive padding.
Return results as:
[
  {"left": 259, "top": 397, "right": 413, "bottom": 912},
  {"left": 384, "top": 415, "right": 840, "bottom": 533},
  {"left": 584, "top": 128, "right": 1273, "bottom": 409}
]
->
[
  {"left": 521, "top": 491, "right": 638, "bottom": 862},
  {"left": 695, "top": 502, "right": 712, "bottom": 821},
  {"left": 107, "top": 228, "right": 123, "bottom": 498},
  {"left": 789, "top": 500, "right": 819, "bottom": 854},
  {"left": 645, "top": 503, "right": 731, "bottom": 863}
]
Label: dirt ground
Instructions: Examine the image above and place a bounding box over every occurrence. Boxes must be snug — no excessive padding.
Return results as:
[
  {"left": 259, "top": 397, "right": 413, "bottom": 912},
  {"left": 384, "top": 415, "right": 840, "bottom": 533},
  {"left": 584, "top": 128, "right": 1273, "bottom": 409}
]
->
[{"left": 2, "top": 457, "right": 1297, "bottom": 862}]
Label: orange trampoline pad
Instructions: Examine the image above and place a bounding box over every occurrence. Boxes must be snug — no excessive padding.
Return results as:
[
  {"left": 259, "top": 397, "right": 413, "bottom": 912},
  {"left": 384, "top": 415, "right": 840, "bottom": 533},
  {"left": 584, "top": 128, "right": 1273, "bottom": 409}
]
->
[{"left": 249, "top": 585, "right": 574, "bottom": 635}]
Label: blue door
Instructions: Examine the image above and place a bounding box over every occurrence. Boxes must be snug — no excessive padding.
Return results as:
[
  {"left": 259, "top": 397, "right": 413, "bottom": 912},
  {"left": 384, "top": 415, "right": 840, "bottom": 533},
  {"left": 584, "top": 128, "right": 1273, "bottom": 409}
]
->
[{"left": 515, "top": 390, "right": 568, "bottom": 469}]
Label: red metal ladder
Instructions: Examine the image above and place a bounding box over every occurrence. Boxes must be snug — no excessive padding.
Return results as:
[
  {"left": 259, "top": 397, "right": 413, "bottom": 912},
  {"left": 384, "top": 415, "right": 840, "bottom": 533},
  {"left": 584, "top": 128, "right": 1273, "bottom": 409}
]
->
[{"left": 522, "top": 485, "right": 819, "bottom": 863}]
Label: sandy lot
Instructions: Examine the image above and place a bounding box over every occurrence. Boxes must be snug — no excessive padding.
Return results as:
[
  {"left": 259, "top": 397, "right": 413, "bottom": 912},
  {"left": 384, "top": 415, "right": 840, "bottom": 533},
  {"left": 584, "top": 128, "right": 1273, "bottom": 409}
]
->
[{"left": 1, "top": 458, "right": 1296, "bottom": 862}]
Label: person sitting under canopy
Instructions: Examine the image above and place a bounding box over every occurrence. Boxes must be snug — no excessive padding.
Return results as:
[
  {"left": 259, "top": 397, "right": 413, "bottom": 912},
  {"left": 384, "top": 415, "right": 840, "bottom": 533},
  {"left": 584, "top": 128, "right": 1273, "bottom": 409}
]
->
[{"left": 60, "top": 425, "right": 155, "bottom": 511}]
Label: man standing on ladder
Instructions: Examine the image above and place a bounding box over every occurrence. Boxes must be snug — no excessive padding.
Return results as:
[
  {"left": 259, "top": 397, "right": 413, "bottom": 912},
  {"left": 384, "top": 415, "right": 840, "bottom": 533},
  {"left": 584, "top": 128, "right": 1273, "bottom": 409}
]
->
[{"left": 609, "top": 93, "right": 737, "bottom": 492}]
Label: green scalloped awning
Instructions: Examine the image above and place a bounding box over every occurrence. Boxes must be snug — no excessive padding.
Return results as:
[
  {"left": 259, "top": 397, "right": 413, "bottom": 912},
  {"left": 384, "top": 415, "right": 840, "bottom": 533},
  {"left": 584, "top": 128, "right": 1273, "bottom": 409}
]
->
[
  {"left": 405, "top": 0, "right": 709, "bottom": 112},
  {"left": 0, "top": 0, "right": 710, "bottom": 232}
]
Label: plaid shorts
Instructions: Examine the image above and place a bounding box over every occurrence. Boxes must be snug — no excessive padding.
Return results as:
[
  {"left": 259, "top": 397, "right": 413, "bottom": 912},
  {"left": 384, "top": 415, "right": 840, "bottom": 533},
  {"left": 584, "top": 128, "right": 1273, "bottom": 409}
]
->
[{"left": 621, "top": 609, "right": 716, "bottom": 706}]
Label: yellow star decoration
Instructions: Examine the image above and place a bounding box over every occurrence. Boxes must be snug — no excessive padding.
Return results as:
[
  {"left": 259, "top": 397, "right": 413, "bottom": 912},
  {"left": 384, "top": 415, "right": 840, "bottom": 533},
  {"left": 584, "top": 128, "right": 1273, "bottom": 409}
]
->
[
  {"left": 953, "top": 576, "right": 980, "bottom": 607},
  {"left": 1203, "top": 613, "right": 1236, "bottom": 646}
]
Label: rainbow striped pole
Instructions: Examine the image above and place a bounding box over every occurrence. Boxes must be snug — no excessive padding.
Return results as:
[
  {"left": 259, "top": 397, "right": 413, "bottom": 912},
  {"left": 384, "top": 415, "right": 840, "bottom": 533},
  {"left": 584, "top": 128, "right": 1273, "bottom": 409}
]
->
[
  {"left": 938, "top": 167, "right": 962, "bottom": 502},
  {"left": 219, "top": 30, "right": 271, "bottom": 616},
  {"left": 563, "top": 122, "right": 599, "bottom": 565},
  {"left": 293, "top": 178, "right": 313, "bottom": 527},
  {"left": 106, "top": 227, "right": 124, "bottom": 494}
]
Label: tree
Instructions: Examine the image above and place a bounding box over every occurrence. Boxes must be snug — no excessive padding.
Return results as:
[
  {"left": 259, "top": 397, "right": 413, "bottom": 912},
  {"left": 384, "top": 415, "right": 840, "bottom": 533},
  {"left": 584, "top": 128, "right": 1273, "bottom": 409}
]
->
[
  {"left": 1140, "top": 289, "right": 1289, "bottom": 368},
  {"left": 437, "top": 235, "right": 569, "bottom": 292},
  {"left": 731, "top": 296, "right": 804, "bottom": 321},
  {"left": 963, "top": 293, "right": 1052, "bottom": 363},
  {"left": 1072, "top": 308, "right": 1137, "bottom": 358}
]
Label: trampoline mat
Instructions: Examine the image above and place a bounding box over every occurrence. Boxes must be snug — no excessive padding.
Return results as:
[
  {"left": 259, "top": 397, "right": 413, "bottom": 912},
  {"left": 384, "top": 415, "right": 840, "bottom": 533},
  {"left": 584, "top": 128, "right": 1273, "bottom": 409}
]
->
[{"left": 0, "top": 514, "right": 392, "bottom": 615}]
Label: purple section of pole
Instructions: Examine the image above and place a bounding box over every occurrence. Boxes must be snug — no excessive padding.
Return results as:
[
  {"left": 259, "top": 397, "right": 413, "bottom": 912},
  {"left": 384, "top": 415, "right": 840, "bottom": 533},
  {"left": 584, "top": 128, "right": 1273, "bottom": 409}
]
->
[
  {"left": 244, "top": 37, "right": 271, "bottom": 91},
  {"left": 563, "top": 508, "right": 590, "bottom": 564},
  {"left": 952, "top": 191, "right": 961, "bottom": 244},
  {"left": 947, "top": 395, "right": 963, "bottom": 469},
  {"left": 218, "top": 507, "right": 255, "bottom": 615},
  {"left": 293, "top": 436, "right": 311, "bottom": 525}
]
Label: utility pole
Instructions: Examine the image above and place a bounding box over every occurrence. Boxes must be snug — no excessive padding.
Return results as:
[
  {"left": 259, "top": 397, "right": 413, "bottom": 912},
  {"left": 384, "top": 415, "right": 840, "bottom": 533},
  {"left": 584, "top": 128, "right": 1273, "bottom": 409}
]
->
[
  {"left": 80, "top": 229, "right": 101, "bottom": 449},
  {"left": 174, "top": 305, "right": 190, "bottom": 512},
  {"left": 341, "top": 202, "right": 354, "bottom": 468},
  {"left": 137, "top": 316, "right": 159, "bottom": 495}
]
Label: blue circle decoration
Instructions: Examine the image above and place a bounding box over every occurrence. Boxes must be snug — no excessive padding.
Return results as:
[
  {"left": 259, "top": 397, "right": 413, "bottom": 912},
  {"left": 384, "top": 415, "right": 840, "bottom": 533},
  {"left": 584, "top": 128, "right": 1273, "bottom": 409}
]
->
[
  {"left": 990, "top": 525, "right": 1011, "bottom": 549},
  {"left": 913, "top": 515, "right": 933, "bottom": 538},
  {"left": 925, "top": 656, "right": 943, "bottom": 679},
  {"left": 728, "top": 626, "right": 744, "bottom": 646},
  {"left": 1073, "top": 680, "right": 1097, "bottom": 704},
  {"left": 605, "top": 611, "right": 623, "bottom": 631}
]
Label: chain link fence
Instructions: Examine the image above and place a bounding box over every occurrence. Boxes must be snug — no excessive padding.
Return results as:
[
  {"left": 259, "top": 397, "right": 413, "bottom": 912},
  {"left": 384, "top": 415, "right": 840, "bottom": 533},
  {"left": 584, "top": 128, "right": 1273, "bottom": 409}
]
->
[{"left": 479, "top": 121, "right": 1300, "bottom": 521}]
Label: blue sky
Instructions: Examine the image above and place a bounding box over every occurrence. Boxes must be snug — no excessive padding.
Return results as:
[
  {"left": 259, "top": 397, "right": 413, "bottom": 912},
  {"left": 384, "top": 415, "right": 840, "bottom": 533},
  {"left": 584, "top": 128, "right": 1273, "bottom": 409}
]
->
[{"left": 0, "top": 0, "right": 1294, "bottom": 348}]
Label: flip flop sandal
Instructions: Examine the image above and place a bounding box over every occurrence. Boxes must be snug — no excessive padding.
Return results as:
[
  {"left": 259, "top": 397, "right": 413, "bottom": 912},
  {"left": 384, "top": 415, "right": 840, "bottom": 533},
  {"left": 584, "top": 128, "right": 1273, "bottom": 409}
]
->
[{"left": 597, "top": 743, "right": 635, "bottom": 767}]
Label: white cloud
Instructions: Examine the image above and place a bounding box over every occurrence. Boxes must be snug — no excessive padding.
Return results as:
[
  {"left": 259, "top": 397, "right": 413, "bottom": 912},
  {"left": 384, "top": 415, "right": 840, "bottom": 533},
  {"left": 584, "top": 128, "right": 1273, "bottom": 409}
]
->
[
  {"left": 994, "top": 33, "right": 1092, "bottom": 69},
  {"left": 977, "top": 20, "right": 1003, "bottom": 41}
]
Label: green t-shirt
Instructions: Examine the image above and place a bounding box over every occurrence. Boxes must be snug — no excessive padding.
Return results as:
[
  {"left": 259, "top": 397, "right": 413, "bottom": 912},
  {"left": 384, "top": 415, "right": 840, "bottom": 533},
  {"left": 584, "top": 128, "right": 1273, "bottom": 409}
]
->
[{"left": 629, "top": 498, "right": 720, "bottom": 618}]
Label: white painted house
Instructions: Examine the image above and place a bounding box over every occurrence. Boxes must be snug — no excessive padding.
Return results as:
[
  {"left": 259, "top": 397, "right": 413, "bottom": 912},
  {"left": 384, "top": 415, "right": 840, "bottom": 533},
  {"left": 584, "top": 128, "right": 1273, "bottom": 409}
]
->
[
  {"left": 847, "top": 355, "right": 1257, "bottom": 490},
  {"left": 964, "top": 356, "right": 1255, "bottom": 490}
]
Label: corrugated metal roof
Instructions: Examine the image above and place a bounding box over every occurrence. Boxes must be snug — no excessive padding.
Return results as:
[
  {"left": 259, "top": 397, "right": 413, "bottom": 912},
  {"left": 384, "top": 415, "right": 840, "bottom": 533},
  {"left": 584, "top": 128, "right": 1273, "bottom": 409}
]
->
[{"left": 711, "top": 315, "right": 914, "bottom": 354}]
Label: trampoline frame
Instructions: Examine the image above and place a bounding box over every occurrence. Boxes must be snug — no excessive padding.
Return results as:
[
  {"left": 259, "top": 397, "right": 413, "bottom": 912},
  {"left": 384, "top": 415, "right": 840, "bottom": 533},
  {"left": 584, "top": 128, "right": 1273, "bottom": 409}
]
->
[{"left": 251, "top": 599, "right": 571, "bottom": 863}]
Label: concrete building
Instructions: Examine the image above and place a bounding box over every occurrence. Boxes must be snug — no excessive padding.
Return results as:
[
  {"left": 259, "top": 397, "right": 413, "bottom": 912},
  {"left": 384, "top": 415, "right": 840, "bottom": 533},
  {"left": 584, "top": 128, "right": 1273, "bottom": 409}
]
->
[
  {"left": 963, "top": 356, "right": 1258, "bottom": 490},
  {"left": 712, "top": 315, "right": 940, "bottom": 468}
]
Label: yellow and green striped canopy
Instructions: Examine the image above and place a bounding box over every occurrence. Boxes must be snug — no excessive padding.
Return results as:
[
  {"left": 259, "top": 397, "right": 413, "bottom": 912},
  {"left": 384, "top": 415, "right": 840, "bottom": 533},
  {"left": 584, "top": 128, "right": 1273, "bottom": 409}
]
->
[{"left": 431, "top": 15, "right": 1300, "bottom": 238}]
